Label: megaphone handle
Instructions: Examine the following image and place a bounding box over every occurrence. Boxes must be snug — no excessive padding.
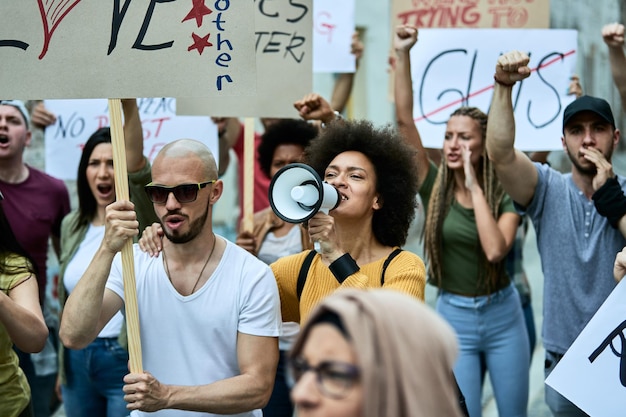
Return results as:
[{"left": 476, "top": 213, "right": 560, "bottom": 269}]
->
[{"left": 313, "top": 208, "right": 330, "bottom": 252}]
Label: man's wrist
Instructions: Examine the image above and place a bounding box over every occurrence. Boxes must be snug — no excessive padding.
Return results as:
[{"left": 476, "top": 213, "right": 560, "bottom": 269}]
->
[{"left": 494, "top": 75, "right": 516, "bottom": 87}]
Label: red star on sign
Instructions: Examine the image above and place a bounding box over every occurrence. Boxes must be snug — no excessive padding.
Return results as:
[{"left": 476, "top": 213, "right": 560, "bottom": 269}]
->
[
  {"left": 188, "top": 32, "right": 213, "bottom": 55},
  {"left": 182, "top": 0, "right": 213, "bottom": 27}
]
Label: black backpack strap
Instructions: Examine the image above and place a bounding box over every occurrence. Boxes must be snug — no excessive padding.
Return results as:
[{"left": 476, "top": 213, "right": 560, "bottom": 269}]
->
[
  {"left": 297, "top": 250, "right": 317, "bottom": 300},
  {"left": 381, "top": 248, "right": 403, "bottom": 285}
]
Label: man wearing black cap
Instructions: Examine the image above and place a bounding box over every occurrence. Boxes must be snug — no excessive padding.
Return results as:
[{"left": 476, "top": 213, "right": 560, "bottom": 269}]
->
[{"left": 485, "top": 51, "right": 625, "bottom": 417}]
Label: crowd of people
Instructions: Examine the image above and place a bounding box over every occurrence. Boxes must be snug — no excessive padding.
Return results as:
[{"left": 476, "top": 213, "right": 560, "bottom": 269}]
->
[{"left": 2, "top": 20, "right": 626, "bottom": 417}]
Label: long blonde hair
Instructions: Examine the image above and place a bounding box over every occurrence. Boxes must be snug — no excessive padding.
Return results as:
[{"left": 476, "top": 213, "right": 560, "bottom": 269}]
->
[{"left": 424, "top": 107, "right": 505, "bottom": 293}]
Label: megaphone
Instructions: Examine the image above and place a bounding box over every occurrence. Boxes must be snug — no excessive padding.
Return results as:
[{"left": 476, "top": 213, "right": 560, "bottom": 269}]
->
[{"left": 269, "top": 163, "right": 340, "bottom": 223}]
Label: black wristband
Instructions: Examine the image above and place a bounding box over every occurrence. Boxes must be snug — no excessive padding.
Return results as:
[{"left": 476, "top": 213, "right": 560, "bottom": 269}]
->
[
  {"left": 592, "top": 177, "right": 626, "bottom": 228},
  {"left": 328, "top": 253, "right": 360, "bottom": 283}
]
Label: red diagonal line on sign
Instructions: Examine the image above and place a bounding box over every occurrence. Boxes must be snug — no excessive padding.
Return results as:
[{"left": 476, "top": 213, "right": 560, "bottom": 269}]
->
[{"left": 414, "top": 49, "right": 577, "bottom": 122}]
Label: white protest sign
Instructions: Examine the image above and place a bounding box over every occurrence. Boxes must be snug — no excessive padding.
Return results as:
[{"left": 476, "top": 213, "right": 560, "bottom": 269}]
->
[
  {"left": 44, "top": 98, "right": 218, "bottom": 181},
  {"left": 176, "top": 0, "right": 313, "bottom": 118},
  {"left": 313, "top": 0, "right": 355, "bottom": 73},
  {"left": 546, "top": 279, "right": 626, "bottom": 416},
  {"left": 0, "top": 1, "right": 255, "bottom": 99},
  {"left": 410, "top": 29, "right": 577, "bottom": 151}
]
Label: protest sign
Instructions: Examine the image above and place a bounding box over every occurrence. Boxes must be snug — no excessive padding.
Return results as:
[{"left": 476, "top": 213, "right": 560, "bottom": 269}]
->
[
  {"left": 391, "top": 0, "right": 550, "bottom": 29},
  {"left": 410, "top": 29, "right": 576, "bottom": 151},
  {"left": 313, "top": 0, "right": 355, "bottom": 73},
  {"left": 44, "top": 98, "right": 218, "bottom": 180},
  {"left": 176, "top": 0, "right": 313, "bottom": 118},
  {"left": 0, "top": 1, "right": 255, "bottom": 99},
  {"left": 546, "top": 279, "right": 626, "bottom": 416}
]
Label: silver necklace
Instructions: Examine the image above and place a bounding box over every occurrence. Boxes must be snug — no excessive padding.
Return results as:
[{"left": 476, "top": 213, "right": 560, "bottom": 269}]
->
[{"left": 163, "top": 233, "right": 216, "bottom": 295}]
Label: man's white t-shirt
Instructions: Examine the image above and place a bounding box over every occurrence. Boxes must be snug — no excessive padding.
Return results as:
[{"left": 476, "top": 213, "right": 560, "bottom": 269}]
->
[{"left": 106, "top": 237, "right": 282, "bottom": 417}]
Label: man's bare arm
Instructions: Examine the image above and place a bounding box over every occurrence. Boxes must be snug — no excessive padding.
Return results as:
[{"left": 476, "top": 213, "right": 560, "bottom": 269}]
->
[
  {"left": 59, "top": 200, "right": 135, "bottom": 349},
  {"left": 486, "top": 50, "right": 538, "bottom": 207},
  {"left": 123, "top": 333, "right": 279, "bottom": 413},
  {"left": 602, "top": 23, "right": 626, "bottom": 109}
]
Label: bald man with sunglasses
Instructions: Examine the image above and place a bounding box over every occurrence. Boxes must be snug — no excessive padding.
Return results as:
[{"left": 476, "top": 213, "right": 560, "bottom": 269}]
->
[{"left": 60, "top": 139, "right": 281, "bottom": 417}]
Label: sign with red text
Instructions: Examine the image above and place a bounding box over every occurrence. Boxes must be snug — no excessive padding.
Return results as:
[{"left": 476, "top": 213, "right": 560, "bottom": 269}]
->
[
  {"left": 392, "top": 0, "right": 550, "bottom": 29},
  {"left": 313, "top": 0, "right": 355, "bottom": 73},
  {"left": 0, "top": 1, "right": 255, "bottom": 99},
  {"left": 176, "top": 0, "right": 313, "bottom": 118},
  {"left": 546, "top": 279, "right": 626, "bottom": 416},
  {"left": 411, "top": 29, "right": 576, "bottom": 151},
  {"left": 44, "top": 98, "right": 218, "bottom": 180}
]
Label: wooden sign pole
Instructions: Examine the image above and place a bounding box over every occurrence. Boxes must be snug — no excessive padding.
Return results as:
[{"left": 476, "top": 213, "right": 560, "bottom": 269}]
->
[
  {"left": 242, "top": 117, "right": 255, "bottom": 233},
  {"left": 108, "top": 98, "right": 143, "bottom": 373}
]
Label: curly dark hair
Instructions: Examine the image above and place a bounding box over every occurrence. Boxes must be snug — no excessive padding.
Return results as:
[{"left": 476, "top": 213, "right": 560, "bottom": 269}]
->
[
  {"left": 304, "top": 119, "right": 419, "bottom": 247},
  {"left": 74, "top": 127, "right": 112, "bottom": 233},
  {"left": 258, "top": 119, "right": 319, "bottom": 179}
]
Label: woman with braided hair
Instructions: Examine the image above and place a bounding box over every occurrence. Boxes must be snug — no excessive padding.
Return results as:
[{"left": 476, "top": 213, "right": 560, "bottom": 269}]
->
[{"left": 394, "top": 25, "right": 529, "bottom": 417}]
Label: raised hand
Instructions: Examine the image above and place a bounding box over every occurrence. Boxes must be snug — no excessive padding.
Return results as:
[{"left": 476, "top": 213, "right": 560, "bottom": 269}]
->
[
  {"left": 602, "top": 22, "right": 625, "bottom": 48},
  {"left": 394, "top": 25, "right": 418, "bottom": 53},
  {"left": 494, "top": 50, "right": 531, "bottom": 86}
]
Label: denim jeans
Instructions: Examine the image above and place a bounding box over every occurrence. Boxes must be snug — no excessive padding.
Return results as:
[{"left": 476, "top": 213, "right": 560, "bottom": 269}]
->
[
  {"left": 61, "top": 338, "right": 129, "bottom": 417},
  {"left": 544, "top": 350, "right": 589, "bottom": 416},
  {"left": 437, "top": 284, "right": 530, "bottom": 417}
]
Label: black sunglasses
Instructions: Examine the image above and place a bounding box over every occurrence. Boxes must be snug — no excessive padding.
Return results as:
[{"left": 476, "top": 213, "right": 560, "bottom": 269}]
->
[{"left": 144, "top": 181, "right": 215, "bottom": 204}]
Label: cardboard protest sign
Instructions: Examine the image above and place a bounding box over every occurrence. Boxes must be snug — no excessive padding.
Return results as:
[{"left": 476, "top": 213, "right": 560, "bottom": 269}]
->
[
  {"left": 176, "top": 0, "right": 313, "bottom": 118},
  {"left": 0, "top": 1, "right": 255, "bottom": 99},
  {"left": 391, "top": 0, "right": 550, "bottom": 29},
  {"left": 313, "top": 0, "right": 356, "bottom": 73},
  {"left": 44, "top": 98, "right": 218, "bottom": 180},
  {"left": 546, "top": 279, "right": 626, "bottom": 416},
  {"left": 410, "top": 29, "right": 576, "bottom": 151}
]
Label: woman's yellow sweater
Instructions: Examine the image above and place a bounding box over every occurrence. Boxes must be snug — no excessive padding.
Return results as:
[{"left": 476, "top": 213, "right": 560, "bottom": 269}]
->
[{"left": 271, "top": 249, "right": 426, "bottom": 324}]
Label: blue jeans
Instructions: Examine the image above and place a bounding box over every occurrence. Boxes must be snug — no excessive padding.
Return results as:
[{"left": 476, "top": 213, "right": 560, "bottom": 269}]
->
[
  {"left": 62, "top": 338, "right": 129, "bottom": 417},
  {"left": 544, "top": 351, "right": 589, "bottom": 416},
  {"left": 437, "top": 284, "right": 530, "bottom": 417}
]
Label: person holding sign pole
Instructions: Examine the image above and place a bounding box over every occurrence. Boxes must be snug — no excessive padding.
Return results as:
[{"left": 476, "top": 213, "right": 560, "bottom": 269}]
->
[
  {"left": 487, "top": 50, "right": 625, "bottom": 417},
  {"left": 59, "top": 139, "right": 281, "bottom": 417},
  {"left": 57, "top": 99, "right": 157, "bottom": 417},
  {"left": 394, "top": 26, "right": 528, "bottom": 417},
  {"left": 0, "top": 190, "right": 49, "bottom": 417}
]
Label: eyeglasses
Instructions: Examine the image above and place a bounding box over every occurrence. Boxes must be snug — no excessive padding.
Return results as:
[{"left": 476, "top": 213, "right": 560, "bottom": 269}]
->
[
  {"left": 0, "top": 190, "right": 3, "bottom": 201},
  {"left": 144, "top": 181, "right": 216, "bottom": 204},
  {"left": 288, "top": 357, "right": 360, "bottom": 399}
]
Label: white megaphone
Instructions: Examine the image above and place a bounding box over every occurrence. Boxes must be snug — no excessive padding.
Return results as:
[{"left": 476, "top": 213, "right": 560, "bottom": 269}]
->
[{"left": 269, "top": 163, "right": 340, "bottom": 224}]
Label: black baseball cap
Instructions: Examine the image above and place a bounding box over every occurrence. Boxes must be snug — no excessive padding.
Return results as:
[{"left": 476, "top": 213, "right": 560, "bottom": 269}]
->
[{"left": 563, "top": 95, "right": 615, "bottom": 131}]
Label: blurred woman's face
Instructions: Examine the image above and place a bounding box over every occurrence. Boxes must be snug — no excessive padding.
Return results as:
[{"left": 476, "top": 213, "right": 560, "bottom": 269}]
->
[
  {"left": 86, "top": 143, "right": 115, "bottom": 209},
  {"left": 442, "top": 115, "right": 483, "bottom": 170},
  {"left": 269, "top": 144, "right": 305, "bottom": 178},
  {"left": 291, "top": 323, "right": 363, "bottom": 417},
  {"left": 323, "top": 151, "right": 381, "bottom": 219}
]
